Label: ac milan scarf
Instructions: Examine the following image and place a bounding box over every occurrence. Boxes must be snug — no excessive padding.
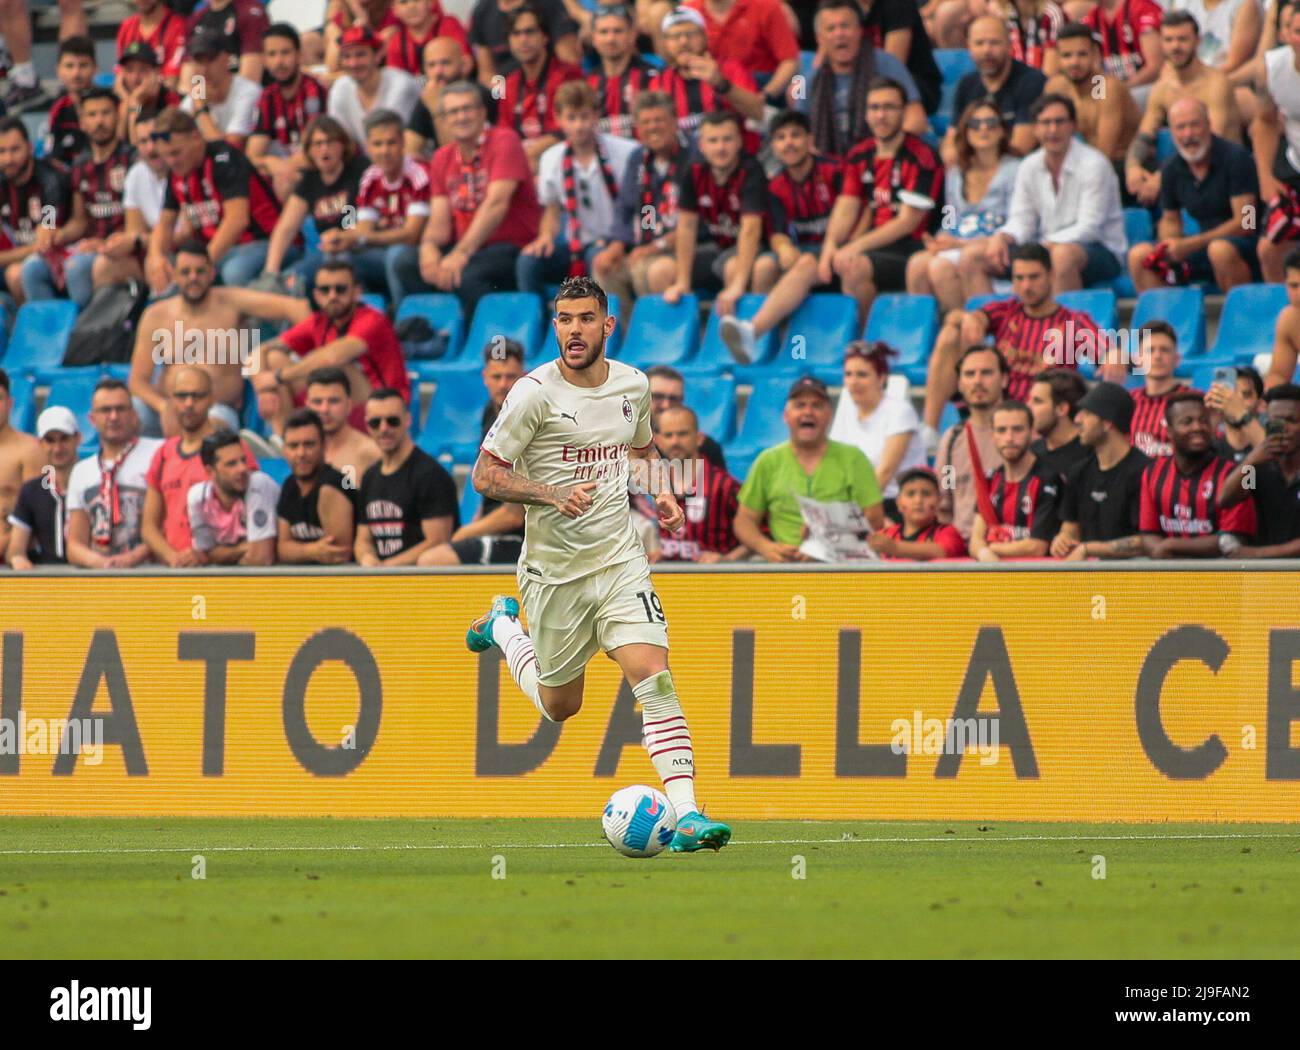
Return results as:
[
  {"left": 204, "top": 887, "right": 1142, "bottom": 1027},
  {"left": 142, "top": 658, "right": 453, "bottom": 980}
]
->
[{"left": 561, "top": 139, "right": 618, "bottom": 275}]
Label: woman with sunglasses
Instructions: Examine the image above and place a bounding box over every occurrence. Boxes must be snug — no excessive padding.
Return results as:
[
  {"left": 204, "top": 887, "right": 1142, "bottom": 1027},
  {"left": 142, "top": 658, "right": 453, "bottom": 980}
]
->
[
  {"left": 263, "top": 115, "right": 371, "bottom": 296},
  {"left": 904, "top": 97, "right": 1020, "bottom": 313},
  {"left": 829, "top": 341, "right": 926, "bottom": 521}
]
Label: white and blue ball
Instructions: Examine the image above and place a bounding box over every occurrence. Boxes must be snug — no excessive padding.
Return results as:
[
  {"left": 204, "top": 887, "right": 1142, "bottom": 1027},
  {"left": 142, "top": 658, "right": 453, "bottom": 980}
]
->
[{"left": 601, "top": 785, "right": 677, "bottom": 858}]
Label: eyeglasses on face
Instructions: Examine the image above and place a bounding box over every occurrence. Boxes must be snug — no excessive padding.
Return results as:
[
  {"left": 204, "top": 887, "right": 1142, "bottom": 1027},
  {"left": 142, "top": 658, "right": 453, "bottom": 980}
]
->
[
  {"left": 967, "top": 117, "right": 1000, "bottom": 131},
  {"left": 366, "top": 415, "right": 403, "bottom": 430},
  {"left": 314, "top": 282, "right": 351, "bottom": 296}
]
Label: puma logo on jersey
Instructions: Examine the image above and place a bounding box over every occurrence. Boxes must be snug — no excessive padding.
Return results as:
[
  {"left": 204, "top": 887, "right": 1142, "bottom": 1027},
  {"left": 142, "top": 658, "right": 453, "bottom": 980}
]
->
[{"left": 559, "top": 411, "right": 579, "bottom": 425}]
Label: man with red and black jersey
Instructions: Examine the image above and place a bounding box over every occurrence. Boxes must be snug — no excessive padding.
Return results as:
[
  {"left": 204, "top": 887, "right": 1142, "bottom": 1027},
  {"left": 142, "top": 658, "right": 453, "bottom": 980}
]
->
[
  {"left": 720, "top": 110, "right": 844, "bottom": 364},
  {"left": 147, "top": 107, "right": 281, "bottom": 290},
  {"left": 652, "top": 7, "right": 765, "bottom": 151},
  {"left": 184, "top": 0, "right": 271, "bottom": 83},
  {"left": 0, "top": 118, "right": 77, "bottom": 305},
  {"left": 587, "top": 4, "right": 658, "bottom": 139},
  {"left": 494, "top": 5, "right": 583, "bottom": 173},
  {"left": 47, "top": 37, "right": 99, "bottom": 170},
  {"left": 868, "top": 466, "right": 968, "bottom": 560},
  {"left": 118, "top": 42, "right": 186, "bottom": 147},
  {"left": 1129, "top": 320, "right": 1188, "bottom": 459},
  {"left": 1138, "top": 391, "right": 1256, "bottom": 557},
  {"left": 969, "top": 399, "right": 1062, "bottom": 561},
  {"left": 118, "top": 0, "right": 187, "bottom": 85},
  {"left": 822, "top": 76, "right": 942, "bottom": 328},
  {"left": 663, "top": 109, "right": 768, "bottom": 312},
  {"left": 247, "top": 24, "right": 329, "bottom": 201},
  {"left": 639, "top": 403, "right": 748, "bottom": 562},
  {"left": 387, "top": 0, "right": 471, "bottom": 74},
  {"left": 1081, "top": 0, "right": 1164, "bottom": 101}
]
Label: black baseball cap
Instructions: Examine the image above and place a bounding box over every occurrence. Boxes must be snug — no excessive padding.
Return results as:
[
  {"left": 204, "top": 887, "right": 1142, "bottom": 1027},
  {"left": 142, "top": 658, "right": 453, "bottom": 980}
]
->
[
  {"left": 120, "top": 41, "right": 159, "bottom": 67},
  {"left": 1076, "top": 381, "right": 1135, "bottom": 432},
  {"left": 187, "top": 27, "right": 225, "bottom": 60},
  {"left": 787, "top": 374, "right": 830, "bottom": 403}
]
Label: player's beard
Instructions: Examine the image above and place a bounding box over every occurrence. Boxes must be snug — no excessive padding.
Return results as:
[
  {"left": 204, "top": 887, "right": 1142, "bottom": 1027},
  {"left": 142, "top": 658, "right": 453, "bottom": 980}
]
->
[{"left": 566, "top": 331, "right": 606, "bottom": 371}]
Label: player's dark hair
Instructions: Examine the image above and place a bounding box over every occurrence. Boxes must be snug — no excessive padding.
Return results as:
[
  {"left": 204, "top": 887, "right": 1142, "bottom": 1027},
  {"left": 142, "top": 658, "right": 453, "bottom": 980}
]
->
[
  {"left": 1164, "top": 389, "right": 1206, "bottom": 425},
  {"left": 484, "top": 338, "right": 525, "bottom": 364},
  {"left": 632, "top": 90, "right": 676, "bottom": 118},
  {"left": 174, "top": 239, "right": 211, "bottom": 261},
  {"left": 79, "top": 85, "right": 119, "bottom": 108},
  {"left": 0, "top": 367, "right": 9, "bottom": 395},
  {"left": 993, "top": 399, "right": 1033, "bottom": 427},
  {"left": 1010, "top": 242, "right": 1052, "bottom": 271},
  {"left": 0, "top": 117, "right": 29, "bottom": 142},
  {"left": 865, "top": 76, "right": 907, "bottom": 106},
  {"left": 1030, "top": 92, "right": 1075, "bottom": 124},
  {"left": 1161, "top": 9, "right": 1200, "bottom": 33},
  {"left": 266, "top": 22, "right": 302, "bottom": 49},
  {"left": 956, "top": 343, "right": 1009, "bottom": 376},
  {"left": 1034, "top": 368, "right": 1087, "bottom": 418},
  {"left": 366, "top": 387, "right": 409, "bottom": 405},
  {"left": 200, "top": 429, "right": 243, "bottom": 467},
  {"left": 699, "top": 109, "right": 743, "bottom": 133},
  {"left": 844, "top": 340, "right": 897, "bottom": 377},
  {"left": 593, "top": 3, "right": 635, "bottom": 24},
  {"left": 154, "top": 107, "right": 199, "bottom": 136},
  {"left": 506, "top": 4, "right": 550, "bottom": 38},
  {"left": 284, "top": 408, "right": 325, "bottom": 439},
  {"left": 769, "top": 110, "right": 811, "bottom": 137},
  {"left": 1056, "top": 23, "right": 1098, "bottom": 45},
  {"left": 362, "top": 108, "right": 404, "bottom": 137},
  {"left": 645, "top": 365, "right": 684, "bottom": 384},
  {"left": 1141, "top": 319, "right": 1178, "bottom": 347},
  {"left": 58, "top": 35, "right": 96, "bottom": 61},
  {"left": 317, "top": 258, "right": 358, "bottom": 283},
  {"left": 555, "top": 275, "right": 608, "bottom": 316},
  {"left": 306, "top": 367, "right": 352, "bottom": 396},
  {"left": 1265, "top": 382, "right": 1300, "bottom": 403},
  {"left": 1236, "top": 366, "right": 1264, "bottom": 399},
  {"left": 1285, "top": 245, "right": 1300, "bottom": 275},
  {"left": 93, "top": 377, "right": 130, "bottom": 397},
  {"left": 815, "top": 0, "right": 863, "bottom": 18}
]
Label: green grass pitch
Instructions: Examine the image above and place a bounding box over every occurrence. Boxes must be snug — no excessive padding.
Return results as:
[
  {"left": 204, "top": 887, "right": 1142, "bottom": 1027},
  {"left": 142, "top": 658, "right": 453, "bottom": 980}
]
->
[{"left": 0, "top": 819, "right": 1295, "bottom": 959}]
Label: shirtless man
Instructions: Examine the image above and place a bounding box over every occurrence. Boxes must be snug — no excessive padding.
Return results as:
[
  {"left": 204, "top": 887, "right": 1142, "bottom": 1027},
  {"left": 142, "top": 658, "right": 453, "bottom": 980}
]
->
[
  {"left": 128, "top": 240, "right": 257, "bottom": 437},
  {"left": 1045, "top": 23, "right": 1140, "bottom": 164},
  {"left": 1126, "top": 10, "right": 1244, "bottom": 206},
  {"left": 1268, "top": 246, "right": 1300, "bottom": 388},
  {"left": 303, "top": 366, "right": 381, "bottom": 486},
  {"left": 0, "top": 369, "right": 44, "bottom": 562}
]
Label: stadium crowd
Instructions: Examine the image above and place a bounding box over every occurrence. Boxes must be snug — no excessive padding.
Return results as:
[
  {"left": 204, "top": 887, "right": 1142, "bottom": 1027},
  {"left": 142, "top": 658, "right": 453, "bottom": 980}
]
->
[{"left": 1, "top": 0, "right": 1300, "bottom": 568}]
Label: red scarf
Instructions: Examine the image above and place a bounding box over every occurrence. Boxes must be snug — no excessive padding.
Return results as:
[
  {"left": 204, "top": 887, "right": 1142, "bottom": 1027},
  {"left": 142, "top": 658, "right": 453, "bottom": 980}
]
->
[
  {"left": 636, "top": 144, "right": 678, "bottom": 246},
  {"left": 561, "top": 139, "right": 618, "bottom": 275},
  {"left": 94, "top": 440, "right": 136, "bottom": 549}
]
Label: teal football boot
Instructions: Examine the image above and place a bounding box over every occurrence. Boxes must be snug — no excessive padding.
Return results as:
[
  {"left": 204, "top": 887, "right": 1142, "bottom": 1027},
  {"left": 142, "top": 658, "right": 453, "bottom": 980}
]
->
[
  {"left": 466, "top": 595, "right": 520, "bottom": 652},
  {"left": 669, "top": 811, "right": 732, "bottom": 852}
]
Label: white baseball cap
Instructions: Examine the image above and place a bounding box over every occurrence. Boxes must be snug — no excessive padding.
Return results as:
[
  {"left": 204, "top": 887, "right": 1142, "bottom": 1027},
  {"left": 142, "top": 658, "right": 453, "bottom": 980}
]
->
[
  {"left": 36, "top": 406, "right": 79, "bottom": 438},
  {"left": 661, "top": 6, "right": 706, "bottom": 33}
]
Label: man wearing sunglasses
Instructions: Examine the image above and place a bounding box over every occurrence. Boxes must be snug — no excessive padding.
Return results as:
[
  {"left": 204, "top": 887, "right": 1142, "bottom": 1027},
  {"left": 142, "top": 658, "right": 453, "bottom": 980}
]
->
[{"left": 355, "top": 387, "right": 459, "bottom": 566}]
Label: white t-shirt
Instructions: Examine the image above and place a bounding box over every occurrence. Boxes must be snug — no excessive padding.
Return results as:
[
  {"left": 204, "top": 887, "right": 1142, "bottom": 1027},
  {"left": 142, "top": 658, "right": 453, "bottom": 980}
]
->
[
  {"left": 480, "top": 358, "right": 653, "bottom": 585},
  {"left": 123, "top": 160, "right": 168, "bottom": 230},
  {"left": 537, "top": 134, "right": 640, "bottom": 245},
  {"left": 181, "top": 75, "right": 262, "bottom": 138},
  {"left": 829, "top": 392, "right": 926, "bottom": 499},
  {"left": 328, "top": 68, "right": 421, "bottom": 148},
  {"left": 1266, "top": 43, "right": 1300, "bottom": 172},
  {"left": 66, "top": 439, "right": 164, "bottom": 556},
  {"left": 186, "top": 472, "right": 281, "bottom": 552}
]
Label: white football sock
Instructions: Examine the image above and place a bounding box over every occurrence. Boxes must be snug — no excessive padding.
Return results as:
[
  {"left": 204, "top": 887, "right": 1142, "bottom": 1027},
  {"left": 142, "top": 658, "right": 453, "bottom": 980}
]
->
[
  {"left": 634, "top": 670, "right": 697, "bottom": 819},
  {"left": 490, "top": 614, "right": 553, "bottom": 722}
]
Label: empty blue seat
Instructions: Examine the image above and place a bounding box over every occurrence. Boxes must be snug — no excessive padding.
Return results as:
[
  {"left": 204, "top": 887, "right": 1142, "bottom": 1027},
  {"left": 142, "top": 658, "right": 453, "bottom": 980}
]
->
[
  {"left": 465, "top": 292, "right": 545, "bottom": 364},
  {"left": 964, "top": 293, "right": 1002, "bottom": 314},
  {"left": 933, "top": 49, "right": 976, "bottom": 135},
  {"left": 1057, "top": 288, "right": 1120, "bottom": 378},
  {"left": 258, "top": 458, "right": 292, "bottom": 485},
  {"left": 361, "top": 292, "right": 388, "bottom": 314},
  {"left": 734, "top": 294, "right": 856, "bottom": 385},
  {"left": 726, "top": 381, "right": 797, "bottom": 468},
  {"left": 398, "top": 293, "right": 467, "bottom": 383},
  {"left": 724, "top": 445, "right": 760, "bottom": 485},
  {"left": 1, "top": 301, "right": 79, "bottom": 378},
  {"left": 865, "top": 294, "right": 938, "bottom": 385},
  {"left": 1187, "top": 363, "right": 1242, "bottom": 394},
  {"left": 1113, "top": 208, "right": 1154, "bottom": 297},
  {"left": 7, "top": 372, "right": 35, "bottom": 434},
  {"left": 687, "top": 294, "right": 777, "bottom": 376},
  {"left": 686, "top": 374, "right": 739, "bottom": 445},
  {"left": 618, "top": 294, "right": 700, "bottom": 368},
  {"left": 417, "top": 370, "right": 488, "bottom": 463},
  {"left": 1156, "top": 127, "right": 1175, "bottom": 166},
  {"left": 1209, "top": 283, "right": 1287, "bottom": 365},
  {"left": 44, "top": 371, "right": 101, "bottom": 453},
  {"left": 601, "top": 293, "right": 624, "bottom": 358},
  {"left": 1131, "top": 286, "right": 1206, "bottom": 356}
]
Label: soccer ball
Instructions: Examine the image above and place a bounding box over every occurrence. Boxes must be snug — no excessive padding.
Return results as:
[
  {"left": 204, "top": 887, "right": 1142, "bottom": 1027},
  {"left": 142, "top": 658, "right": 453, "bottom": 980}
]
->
[{"left": 601, "top": 785, "right": 677, "bottom": 858}]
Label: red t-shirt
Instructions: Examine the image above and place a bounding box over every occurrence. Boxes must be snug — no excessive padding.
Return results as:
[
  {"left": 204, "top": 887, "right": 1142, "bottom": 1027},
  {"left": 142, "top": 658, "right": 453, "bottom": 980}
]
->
[
  {"left": 879, "top": 521, "right": 968, "bottom": 560},
  {"left": 687, "top": 0, "right": 799, "bottom": 75},
  {"left": 385, "top": 10, "right": 471, "bottom": 72},
  {"left": 146, "top": 436, "right": 259, "bottom": 551},
  {"left": 118, "top": 10, "right": 187, "bottom": 79},
  {"left": 427, "top": 126, "right": 541, "bottom": 247},
  {"left": 495, "top": 59, "right": 583, "bottom": 141},
  {"left": 356, "top": 158, "right": 432, "bottom": 231},
  {"left": 279, "top": 304, "right": 412, "bottom": 429},
  {"left": 1082, "top": 0, "right": 1162, "bottom": 80}
]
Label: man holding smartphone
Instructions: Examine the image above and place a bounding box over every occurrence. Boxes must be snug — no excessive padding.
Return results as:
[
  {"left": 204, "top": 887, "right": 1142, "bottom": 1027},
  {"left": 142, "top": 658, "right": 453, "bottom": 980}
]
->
[
  {"left": 1218, "top": 384, "right": 1300, "bottom": 558},
  {"left": 1204, "top": 364, "right": 1266, "bottom": 461}
]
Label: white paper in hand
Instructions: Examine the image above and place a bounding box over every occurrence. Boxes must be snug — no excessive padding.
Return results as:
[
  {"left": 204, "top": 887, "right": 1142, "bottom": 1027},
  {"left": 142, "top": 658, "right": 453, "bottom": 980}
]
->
[{"left": 795, "top": 496, "right": 878, "bottom": 562}]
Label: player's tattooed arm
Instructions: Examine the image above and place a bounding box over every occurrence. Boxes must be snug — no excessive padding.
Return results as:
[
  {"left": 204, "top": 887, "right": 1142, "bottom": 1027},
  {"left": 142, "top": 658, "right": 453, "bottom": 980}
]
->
[{"left": 473, "top": 455, "right": 567, "bottom": 509}]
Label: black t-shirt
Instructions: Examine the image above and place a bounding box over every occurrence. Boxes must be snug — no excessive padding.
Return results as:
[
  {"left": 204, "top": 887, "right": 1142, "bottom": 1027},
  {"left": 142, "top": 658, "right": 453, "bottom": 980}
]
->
[
  {"left": 1159, "top": 136, "right": 1259, "bottom": 231},
  {"left": 1059, "top": 446, "right": 1151, "bottom": 542},
  {"left": 477, "top": 401, "right": 523, "bottom": 536},
  {"left": 1031, "top": 436, "right": 1091, "bottom": 482},
  {"left": 1212, "top": 436, "right": 1253, "bottom": 465},
  {"left": 292, "top": 154, "right": 369, "bottom": 234},
  {"left": 9, "top": 475, "right": 68, "bottom": 564},
  {"left": 863, "top": 0, "right": 942, "bottom": 114},
  {"left": 359, "top": 446, "right": 459, "bottom": 560},
  {"left": 1242, "top": 459, "right": 1300, "bottom": 545},
  {"left": 954, "top": 60, "right": 1046, "bottom": 128},
  {"left": 277, "top": 464, "right": 350, "bottom": 541},
  {"left": 469, "top": 0, "right": 578, "bottom": 74}
]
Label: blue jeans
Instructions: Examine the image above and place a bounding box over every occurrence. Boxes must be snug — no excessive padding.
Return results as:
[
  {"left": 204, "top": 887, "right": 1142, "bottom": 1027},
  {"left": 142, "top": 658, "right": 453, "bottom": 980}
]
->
[
  {"left": 350, "top": 244, "right": 424, "bottom": 305},
  {"left": 218, "top": 240, "right": 301, "bottom": 287},
  {"left": 20, "top": 252, "right": 97, "bottom": 305},
  {"left": 515, "top": 241, "right": 604, "bottom": 296}
]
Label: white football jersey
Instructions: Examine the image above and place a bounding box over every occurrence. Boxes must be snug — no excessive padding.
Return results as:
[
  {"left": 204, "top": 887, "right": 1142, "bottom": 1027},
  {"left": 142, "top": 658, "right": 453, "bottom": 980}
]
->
[{"left": 480, "top": 358, "right": 653, "bottom": 585}]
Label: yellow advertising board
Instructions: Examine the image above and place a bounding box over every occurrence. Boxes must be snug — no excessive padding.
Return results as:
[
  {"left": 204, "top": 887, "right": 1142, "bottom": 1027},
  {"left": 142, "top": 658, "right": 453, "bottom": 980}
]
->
[{"left": 0, "top": 570, "right": 1297, "bottom": 821}]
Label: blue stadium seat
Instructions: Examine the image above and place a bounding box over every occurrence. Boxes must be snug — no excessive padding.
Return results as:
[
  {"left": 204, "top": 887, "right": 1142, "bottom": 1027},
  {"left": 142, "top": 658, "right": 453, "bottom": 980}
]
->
[
  {"left": 1156, "top": 127, "right": 1175, "bottom": 166},
  {"left": 464, "top": 292, "right": 545, "bottom": 364},
  {"left": 459, "top": 476, "right": 483, "bottom": 524},
  {"left": 726, "top": 379, "right": 798, "bottom": 469},
  {"left": 258, "top": 458, "right": 292, "bottom": 485},
  {"left": 603, "top": 293, "right": 624, "bottom": 358},
  {"left": 1113, "top": 209, "right": 1154, "bottom": 297},
  {"left": 1181, "top": 209, "right": 1201, "bottom": 235},
  {"left": 1187, "top": 363, "right": 1241, "bottom": 394},
  {"left": 93, "top": 71, "right": 115, "bottom": 88},
  {"left": 397, "top": 293, "right": 467, "bottom": 383},
  {"left": 687, "top": 294, "right": 777, "bottom": 376},
  {"left": 865, "top": 294, "right": 938, "bottom": 385},
  {"left": 938, "top": 401, "right": 961, "bottom": 436},
  {"left": 739, "top": 293, "right": 857, "bottom": 384},
  {"left": 964, "top": 293, "right": 1001, "bottom": 313},
  {"left": 725, "top": 446, "right": 760, "bottom": 485},
  {"left": 1131, "top": 286, "right": 1206, "bottom": 357},
  {"left": 933, "top": 49, "right": 976, "bottom": 136},
  {"left": 417, "top": 370, "right": 488, "bottom": 462},
  {"left": 1208, "top": 283, "right": 1287, "bottom": 366},
  {"left": 44, "top": 371, "right": 102, "bottom": 454},
  {"left": 301, "top": 217, "right": 321, "bottom": 255},
  {"left": 361, "top": 293, "right": 388, "bottom": 314},
  {"left": 618, "top": 294, "right": 700, "bottom": 368},
  {"left": 7, "top": 372, "right": 35, "bottom": 434},
  {"left": 1, "top": 301, "right": 79, "bottom": 379},
  {"left": 1057, "top": 288, "right": 1119, "bottom": 378},
  {"left": 687, "top": 374, "right": 739, "bottom": 445}
]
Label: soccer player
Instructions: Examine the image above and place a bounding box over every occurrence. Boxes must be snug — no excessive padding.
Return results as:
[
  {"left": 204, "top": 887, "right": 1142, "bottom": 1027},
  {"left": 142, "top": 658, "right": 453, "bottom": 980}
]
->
[{"left": 466, "top": 276, "right": 731, "bottom": 853}]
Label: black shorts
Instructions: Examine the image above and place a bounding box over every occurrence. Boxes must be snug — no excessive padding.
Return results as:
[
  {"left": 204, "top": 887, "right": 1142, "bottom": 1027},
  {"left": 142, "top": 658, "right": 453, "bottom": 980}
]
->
[
  {"left": 865, "top": 240, "right": 923, "bottom": 292},
  {"left": 451, "top": 534, "right": 523, "bottom": 565}
]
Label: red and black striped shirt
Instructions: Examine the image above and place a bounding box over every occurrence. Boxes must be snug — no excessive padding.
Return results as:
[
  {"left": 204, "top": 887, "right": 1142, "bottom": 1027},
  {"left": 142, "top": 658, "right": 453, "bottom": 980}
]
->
[
  {"left": 117, "top": 9, "right": 187, "bottom": 79},
  {"left": 587, "top": 55, "right": 657, "bottom": 139},
  {"left": 1081, "top": 0, "right": 1162, "bottom": 80},
  {"left": 385, "top": 12, "right": 472, "bottom": 74},
  {"left": 675, "top": 156, "right": 768, "bottom": 249},
  {"left": 767, "top": 155, "right": 843, "bottom": 250},
  {"left": 1129, "top": 383, "right": 1188, "bottom": 459},
  {"left": 72, "top": 141, "right": 135, "bottom": 240},
  {"left": 987, "top": 458, "right": 1062, "bottom": 541},
  {"left": 1139, "top": 453, "right": 1256, "bottom": 538},
  {"left": 495, "top": 57, "right": 583, "bottom": 142},
  {"left": 651, "top": 61, "right": 761, "bottom": 151},
  {"left": 1006, "top": 5, "right": 1064, "bottom": 70},
  {"left": 162, "top": 142, "right": 279, "bottom": 244},
  {"left": 842, "top": 132, "right": 942, "bottom": 244},
  {"left": 0, "top": 158, "right": 72, "bottom": 248},
  {"left": 47, "top": 92, "right": 87, "bottom": 170},
  {"left": 253, "top": 75, "right": 329, "bottom": 156},
  {"left": 980, "top": 299, "right": 1098, "bottom": 402},
  {"left": 642, "top": 458, "right": 742, "bottom": 561},
  {"left": 878, "top": 521, "right": 968, "bottom": 560}
]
